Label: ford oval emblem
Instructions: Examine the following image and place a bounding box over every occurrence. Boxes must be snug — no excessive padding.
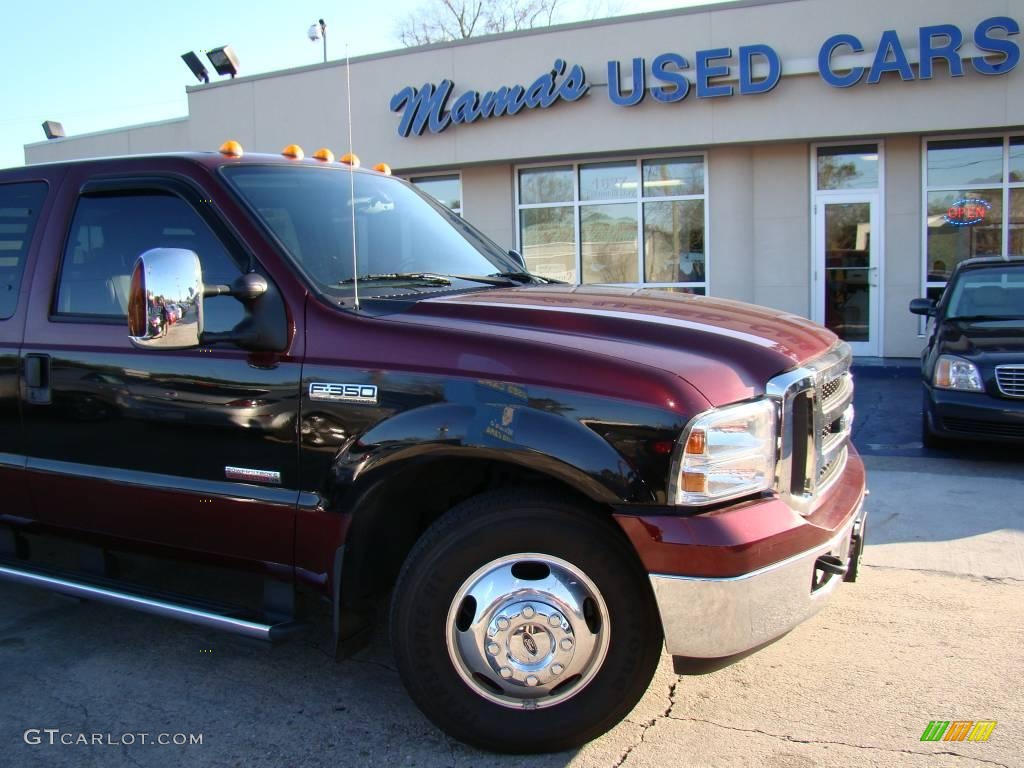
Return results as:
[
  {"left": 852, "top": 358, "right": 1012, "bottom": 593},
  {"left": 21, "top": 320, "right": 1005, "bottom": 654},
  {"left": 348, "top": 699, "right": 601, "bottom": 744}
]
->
[{"left": 943, "top": 198, "right": 991, "bottom": 227}]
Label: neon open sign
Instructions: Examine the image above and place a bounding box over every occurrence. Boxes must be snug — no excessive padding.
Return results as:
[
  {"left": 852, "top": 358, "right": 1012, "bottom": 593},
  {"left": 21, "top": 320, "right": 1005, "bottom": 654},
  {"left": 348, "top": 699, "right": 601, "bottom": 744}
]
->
[{"left": 944, "top": 198, "right": 991, "bottom": 226}]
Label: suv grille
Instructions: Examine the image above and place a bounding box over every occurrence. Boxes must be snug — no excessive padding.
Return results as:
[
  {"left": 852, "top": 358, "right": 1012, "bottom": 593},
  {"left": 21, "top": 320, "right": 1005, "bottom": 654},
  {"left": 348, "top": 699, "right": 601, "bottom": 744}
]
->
[
  {"left": 995, "top": 365, "right": 1024, "bottom": 398},
  {"left": 768, "top": 343, "right": 854, "bottom": 514}
]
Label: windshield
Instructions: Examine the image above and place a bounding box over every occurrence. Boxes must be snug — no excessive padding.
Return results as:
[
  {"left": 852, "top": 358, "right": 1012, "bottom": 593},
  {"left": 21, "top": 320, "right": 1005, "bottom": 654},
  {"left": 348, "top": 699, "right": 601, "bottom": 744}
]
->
[
  {"left": 222, "top": 165, "right": 514, "bottom": 296},
  {"left": 946, "top": 264, "right": 1024, "bottom": 319}
]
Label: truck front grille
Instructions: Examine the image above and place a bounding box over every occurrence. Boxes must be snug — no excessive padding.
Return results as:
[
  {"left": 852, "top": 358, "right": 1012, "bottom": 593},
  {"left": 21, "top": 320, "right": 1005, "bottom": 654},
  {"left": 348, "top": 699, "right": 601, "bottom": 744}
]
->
[
  {"left": 995, "top": 365, "right": 1024, "bottom": 398},
  {"left": 768, "top": 343, "right": 854, "bottom": 514}
]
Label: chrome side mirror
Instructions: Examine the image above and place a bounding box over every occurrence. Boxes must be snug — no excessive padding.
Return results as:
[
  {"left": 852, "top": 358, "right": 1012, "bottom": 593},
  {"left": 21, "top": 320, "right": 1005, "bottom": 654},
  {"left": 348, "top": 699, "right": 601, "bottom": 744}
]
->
[{"left": 128, "top": 248, "right": 204, "bottom": 349}]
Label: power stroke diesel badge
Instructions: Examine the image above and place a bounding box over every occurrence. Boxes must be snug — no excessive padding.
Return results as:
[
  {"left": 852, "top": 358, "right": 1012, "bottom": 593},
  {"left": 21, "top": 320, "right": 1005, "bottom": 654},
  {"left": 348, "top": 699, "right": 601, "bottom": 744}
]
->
[{"left": 309, "top": 382, "right": 379, "bottom": 404}]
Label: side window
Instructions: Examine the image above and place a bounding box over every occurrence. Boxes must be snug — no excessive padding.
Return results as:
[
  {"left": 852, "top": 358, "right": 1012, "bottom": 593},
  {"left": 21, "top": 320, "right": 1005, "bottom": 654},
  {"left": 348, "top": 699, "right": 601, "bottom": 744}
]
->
[
  {"left": 0, "top": 181, "right": 49, "bottom": 320},
  {"left": 56, "top": 192, "right": 245, "bottom": 333}
]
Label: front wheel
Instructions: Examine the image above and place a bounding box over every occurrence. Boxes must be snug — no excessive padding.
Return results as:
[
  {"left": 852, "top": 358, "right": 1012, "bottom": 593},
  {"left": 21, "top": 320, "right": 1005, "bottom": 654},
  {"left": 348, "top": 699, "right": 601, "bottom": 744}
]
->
[{"left": 389, "top": 490, "right": 663, "bottom": 753}]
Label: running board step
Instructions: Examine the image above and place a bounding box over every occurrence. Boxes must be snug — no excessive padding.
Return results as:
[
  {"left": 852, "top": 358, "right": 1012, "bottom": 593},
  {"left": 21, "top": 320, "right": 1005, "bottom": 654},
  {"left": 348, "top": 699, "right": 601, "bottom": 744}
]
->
[{"left": 0, "top": 561, "right": 303, "bottom": 642}]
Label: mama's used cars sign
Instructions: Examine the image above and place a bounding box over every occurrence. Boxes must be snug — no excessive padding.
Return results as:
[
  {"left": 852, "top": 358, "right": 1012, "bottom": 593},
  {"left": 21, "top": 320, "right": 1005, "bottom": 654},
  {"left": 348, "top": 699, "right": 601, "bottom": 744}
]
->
[{"left": 390, "top": 16, "right": 1019, "bottom": 137}]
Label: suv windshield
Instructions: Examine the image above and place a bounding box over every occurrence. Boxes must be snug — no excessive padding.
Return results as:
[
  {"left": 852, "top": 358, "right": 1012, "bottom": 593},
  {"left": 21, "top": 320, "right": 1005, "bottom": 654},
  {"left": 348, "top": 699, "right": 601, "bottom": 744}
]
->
[
  {"left": 222, "top": 165, "right": 514, "bottom": 297},
  {"left": 946, "top": 264, "right": 1024, "bottom": 320}
]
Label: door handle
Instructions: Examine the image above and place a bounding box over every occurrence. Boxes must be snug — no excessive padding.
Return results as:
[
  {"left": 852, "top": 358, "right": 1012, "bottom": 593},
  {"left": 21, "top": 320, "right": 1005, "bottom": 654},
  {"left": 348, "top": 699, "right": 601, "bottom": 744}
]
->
[{"left": 24, "top": 354, "right": 51, "bottom": 405}]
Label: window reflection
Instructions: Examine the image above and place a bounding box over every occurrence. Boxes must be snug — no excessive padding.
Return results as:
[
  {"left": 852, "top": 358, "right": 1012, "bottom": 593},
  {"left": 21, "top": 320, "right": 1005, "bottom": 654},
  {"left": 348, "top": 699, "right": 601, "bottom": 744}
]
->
[
  {"left": 816, "top": 145, "right": 879, "bottom": 190},
  {"left": 519, "top": 167, "right": 573, "bottom": 204},
  {"left": 520, "top": 206, "right": 576, "bottom": 282},
  {"left": 644, "top": 200, "right": 704, "bottom": 282},
  {"left": 927, "top": 138, "right": 1004, "bottom": 187},
  {"left": 581, "top": 204, "right": 638, "bottom": 283},
  {"left": 579, "top": 162, "right": 638, "bottom": 201}
]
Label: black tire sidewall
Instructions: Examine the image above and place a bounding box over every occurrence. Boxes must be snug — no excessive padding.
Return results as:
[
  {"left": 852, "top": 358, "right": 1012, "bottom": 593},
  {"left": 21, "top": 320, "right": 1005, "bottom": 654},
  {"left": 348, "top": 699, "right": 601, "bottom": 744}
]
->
[{"left": 390, "top": 493, "right": 662, "bottom": 753}]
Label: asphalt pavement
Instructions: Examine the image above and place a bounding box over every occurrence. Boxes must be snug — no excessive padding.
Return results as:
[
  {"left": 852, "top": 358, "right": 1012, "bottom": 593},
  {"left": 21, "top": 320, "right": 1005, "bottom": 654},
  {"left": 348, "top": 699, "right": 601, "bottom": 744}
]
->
[{"left": 1, "top": 361, "right": 1021, "bottom": 768}]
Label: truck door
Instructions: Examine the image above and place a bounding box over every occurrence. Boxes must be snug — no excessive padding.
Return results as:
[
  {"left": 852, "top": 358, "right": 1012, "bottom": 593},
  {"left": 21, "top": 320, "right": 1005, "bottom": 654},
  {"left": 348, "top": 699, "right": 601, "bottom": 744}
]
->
[
  {"left": 0, "top": 180, "right": 50, "bottom": 526},
  {"left": 20, "top": 170, "right": 303, "bottom": 570}
]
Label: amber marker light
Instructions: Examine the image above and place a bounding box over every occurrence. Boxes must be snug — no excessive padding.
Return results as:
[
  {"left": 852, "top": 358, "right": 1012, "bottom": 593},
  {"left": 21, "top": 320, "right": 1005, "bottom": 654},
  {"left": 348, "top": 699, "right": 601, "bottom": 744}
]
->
[
  {"left": 313, "top": 148, "right": 335, "bottom": 162},
  {"left": 682, "top": 472, "right": 708, "bottom": 494},
  {"left": 373, "top": 162, "right": 392, "bottom": 175},
  {"left": 340, "top": 153, "right": 361, "bottom": 167},
  {"left": 282, "top": 144, "right": 305, "bottom": 160},
  {"left": 685, "top": 429, "right": 707, "bottom": 456},
  {"left": 218, "top": 140, "right": 244, "bottom": 157}
]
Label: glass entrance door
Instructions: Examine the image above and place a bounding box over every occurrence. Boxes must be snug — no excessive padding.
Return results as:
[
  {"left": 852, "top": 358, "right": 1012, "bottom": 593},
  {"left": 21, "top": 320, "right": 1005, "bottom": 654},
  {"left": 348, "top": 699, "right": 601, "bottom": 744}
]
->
[{"left": 814, "top": 195, "right": 879, "bottom": 356}]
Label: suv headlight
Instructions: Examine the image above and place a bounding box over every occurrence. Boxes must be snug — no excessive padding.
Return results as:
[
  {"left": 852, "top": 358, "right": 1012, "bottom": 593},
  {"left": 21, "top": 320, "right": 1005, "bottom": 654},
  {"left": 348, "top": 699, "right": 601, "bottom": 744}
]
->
[
  {"left": 671, "top": 398, "right": 778, "bottom": 506},
  {"left": 934, "top": 355, "right": 983, "bottom": 392}
]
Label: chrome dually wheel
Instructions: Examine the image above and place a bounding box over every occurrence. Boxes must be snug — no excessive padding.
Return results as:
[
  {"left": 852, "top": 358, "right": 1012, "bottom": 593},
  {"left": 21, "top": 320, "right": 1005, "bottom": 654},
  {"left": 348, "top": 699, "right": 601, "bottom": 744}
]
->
[{"left": 445, "top": 553, "right": 610, "bottom": 709}]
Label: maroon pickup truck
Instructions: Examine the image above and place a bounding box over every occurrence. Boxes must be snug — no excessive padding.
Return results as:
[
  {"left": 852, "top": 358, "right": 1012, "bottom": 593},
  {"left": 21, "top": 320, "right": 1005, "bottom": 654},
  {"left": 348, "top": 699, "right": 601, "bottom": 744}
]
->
[{"left": 0, "top": 146, "right": 865, "bottom": 753}]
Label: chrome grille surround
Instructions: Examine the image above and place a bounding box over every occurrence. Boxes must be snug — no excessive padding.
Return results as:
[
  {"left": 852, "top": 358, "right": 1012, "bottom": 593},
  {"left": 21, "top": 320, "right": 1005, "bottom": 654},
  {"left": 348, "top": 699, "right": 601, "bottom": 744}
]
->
[
  {"left": 995, "top": 365, "right": 1024, "bottom": 398},
  {"left": 767, "top": 342, "right": 854, "bottom": 515}
]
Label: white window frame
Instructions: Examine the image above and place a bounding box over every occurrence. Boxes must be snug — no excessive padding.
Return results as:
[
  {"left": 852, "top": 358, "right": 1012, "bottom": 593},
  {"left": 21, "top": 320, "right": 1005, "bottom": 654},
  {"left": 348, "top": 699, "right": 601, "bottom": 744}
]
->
[
  {"left": 408, "top": 171, "right": 463, "bottom": 216},
  {"left": 514, "top": 152, "right": 711, "bottom": 293},
  {"left": 920, "top": 132, "right": 1023, "bottom": 333},
  {"left": 809, "top": 140, "right": 886, "bottom": 356}
]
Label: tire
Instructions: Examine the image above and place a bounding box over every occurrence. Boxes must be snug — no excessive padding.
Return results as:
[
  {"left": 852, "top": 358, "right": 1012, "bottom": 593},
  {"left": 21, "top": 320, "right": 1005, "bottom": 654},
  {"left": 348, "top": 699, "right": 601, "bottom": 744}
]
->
[
  {"left": 921, "top": 411, "right": 947, "bottom": 450},
  {"left": 389, "top": 489, "right": 663, "bottom": 754}
]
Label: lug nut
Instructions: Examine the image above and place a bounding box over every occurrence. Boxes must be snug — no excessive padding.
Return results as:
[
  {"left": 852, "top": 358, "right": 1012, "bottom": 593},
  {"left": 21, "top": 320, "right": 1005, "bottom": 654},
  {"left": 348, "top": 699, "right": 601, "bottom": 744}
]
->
[
  {"left": 551, "top": 663, "right": 564, "bottom": 675},
  {"left": 496, "top": 617, "right": 510, "bottom": 630},
  {"left": 526, "top": 675, "right": 539, "bottom": 687},
  {"left": 560, "top": 638, "right": 573, "bottom": 651},
  {"left": 499, "top": 667, "right": 512, "bottom": 679},
  {"left": 487, "top": 642, "right": 500, "bottom": 656},
  {"left": 522, "top": 606, "right": 535, "bottom": 619},
  {"left": 548, "top": 614, "right": 561, "bottom": 627}
]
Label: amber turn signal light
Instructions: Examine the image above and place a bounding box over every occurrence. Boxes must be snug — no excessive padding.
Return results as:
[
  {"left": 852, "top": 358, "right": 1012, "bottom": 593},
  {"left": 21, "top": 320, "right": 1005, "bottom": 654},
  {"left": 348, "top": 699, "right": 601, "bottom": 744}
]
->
[{"left": 685, "top": 429, "right": 706, "bottom": 455}]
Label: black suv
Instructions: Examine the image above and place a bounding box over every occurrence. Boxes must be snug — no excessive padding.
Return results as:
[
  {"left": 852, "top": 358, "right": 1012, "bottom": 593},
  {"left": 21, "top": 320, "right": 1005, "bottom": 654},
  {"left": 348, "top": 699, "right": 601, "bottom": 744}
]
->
[{"left": 910, "top": 256, "right": 1024, "bottom": 446}]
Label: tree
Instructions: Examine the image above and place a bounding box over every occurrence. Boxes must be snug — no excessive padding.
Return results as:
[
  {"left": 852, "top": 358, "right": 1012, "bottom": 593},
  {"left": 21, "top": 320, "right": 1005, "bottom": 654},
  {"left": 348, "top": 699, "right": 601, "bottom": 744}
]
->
[{"left": 397, "top": 0, "right": 561, "bottom": 46}]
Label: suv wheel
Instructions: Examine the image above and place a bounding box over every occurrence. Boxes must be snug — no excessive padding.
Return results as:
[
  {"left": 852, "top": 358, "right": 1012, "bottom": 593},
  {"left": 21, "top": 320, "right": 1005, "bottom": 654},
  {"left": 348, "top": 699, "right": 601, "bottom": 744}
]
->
[{"left": 389, "top": 490, "right": 663, "bottom": 753}]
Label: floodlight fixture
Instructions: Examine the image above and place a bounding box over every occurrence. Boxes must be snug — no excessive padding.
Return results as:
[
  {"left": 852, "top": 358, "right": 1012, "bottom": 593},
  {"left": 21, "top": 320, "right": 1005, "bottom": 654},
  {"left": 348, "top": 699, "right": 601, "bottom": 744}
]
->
[
  {"left": 181, "top": 51, "right": 210, "bottom": 84},
  {"left": 206, "top": 45, "right": 240, "bottom": 79},
  {"left": 42, "top": 121, "right": 65, "bottom": 140}
]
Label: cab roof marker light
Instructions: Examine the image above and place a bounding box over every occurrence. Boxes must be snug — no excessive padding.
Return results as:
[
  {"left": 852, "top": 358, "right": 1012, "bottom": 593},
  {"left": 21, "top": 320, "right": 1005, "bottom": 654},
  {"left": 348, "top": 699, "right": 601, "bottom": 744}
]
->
[
  {"left": 313, "top": 148, "right": 335, "bottom": 162},
  {"left": 340, "top": 153, "right": 360, "bottom": 167},
  {"left": 373, "top": 162, "right": 392, "bottom": 175},
  {"left": 219, "top": 140, "right": 244, "bottom": 158},
  {"left": 282, "top": 144, "right": 305, "bottom": 160}
]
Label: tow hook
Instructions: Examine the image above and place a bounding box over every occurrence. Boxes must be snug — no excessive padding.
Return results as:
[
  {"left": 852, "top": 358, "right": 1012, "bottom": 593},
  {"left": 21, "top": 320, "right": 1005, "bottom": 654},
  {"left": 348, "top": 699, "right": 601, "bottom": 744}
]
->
[{"left": 812, "top": 554, "right": 847, "bottom": 591}]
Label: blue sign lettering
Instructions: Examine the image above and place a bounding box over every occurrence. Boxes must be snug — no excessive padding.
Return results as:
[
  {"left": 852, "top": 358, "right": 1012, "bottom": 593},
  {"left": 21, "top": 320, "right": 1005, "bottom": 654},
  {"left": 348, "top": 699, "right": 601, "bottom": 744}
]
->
[
  {"left": 390, "top": 60, "right": 588, "bottom": 136},
  {"left": 918, "top": 24, "right": 964, "bottom": 79},
  {"left": 738, "top": 44, "right": 781, "bottom": 94},
  {"left": 608, "top": 58, "right": 646, "bottom": 106},
  {"left": 973, "top": 16, "right": 1020, "bottom": 75},
  {"left": 696, "top": 48, "right": 733, "bottom": 98},
  {"left": 866, "top": 30, "right": 914, "bottom": 84},
  {"left": 650, "top": 53, "right": 689, "bottom": 103},
  {"left": 818, "top": 34, "right": 866, "bottom": 87}
]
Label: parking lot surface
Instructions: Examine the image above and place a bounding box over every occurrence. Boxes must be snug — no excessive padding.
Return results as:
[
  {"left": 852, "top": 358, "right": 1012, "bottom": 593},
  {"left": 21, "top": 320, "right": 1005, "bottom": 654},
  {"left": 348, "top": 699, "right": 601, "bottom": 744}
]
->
[{"left": 2, "top": 362, "right": 1021, "bottom": 767}]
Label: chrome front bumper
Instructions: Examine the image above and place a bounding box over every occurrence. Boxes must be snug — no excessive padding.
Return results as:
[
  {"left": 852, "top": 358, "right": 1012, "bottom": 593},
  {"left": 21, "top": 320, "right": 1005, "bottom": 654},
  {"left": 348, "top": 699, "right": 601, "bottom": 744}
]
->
[{"left": 650, "top": 504, "right": 866, "bottom": 662}]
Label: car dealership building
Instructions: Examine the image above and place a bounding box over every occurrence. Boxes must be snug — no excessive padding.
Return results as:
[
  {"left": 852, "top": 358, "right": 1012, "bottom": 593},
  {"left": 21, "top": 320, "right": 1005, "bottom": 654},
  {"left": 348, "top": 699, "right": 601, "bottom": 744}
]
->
[{"left": 24, "top": 0, "right": 1023, "bottom": 357}]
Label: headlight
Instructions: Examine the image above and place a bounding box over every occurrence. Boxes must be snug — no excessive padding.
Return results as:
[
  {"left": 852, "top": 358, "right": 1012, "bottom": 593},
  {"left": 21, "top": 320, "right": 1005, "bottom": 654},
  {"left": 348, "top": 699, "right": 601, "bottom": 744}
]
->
[
  {"left": 934, "top": 355, "right": 983, "bottom": 392},
  {"left": 671, "top": 398, "right": 777, "bottom": 506}
]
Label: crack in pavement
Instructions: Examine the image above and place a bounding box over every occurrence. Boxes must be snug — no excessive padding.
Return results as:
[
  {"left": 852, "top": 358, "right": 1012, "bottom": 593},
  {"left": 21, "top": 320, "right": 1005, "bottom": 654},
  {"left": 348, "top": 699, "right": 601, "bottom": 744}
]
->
[
  {"left": 667, "top": 716, "right": 1011, "bottom": 768},
  {"left": 862, "top": 563, "right": 1024, "bottom": 584},
  {"left": 613, "top": 680, "right": 678, "bottom": 767}
]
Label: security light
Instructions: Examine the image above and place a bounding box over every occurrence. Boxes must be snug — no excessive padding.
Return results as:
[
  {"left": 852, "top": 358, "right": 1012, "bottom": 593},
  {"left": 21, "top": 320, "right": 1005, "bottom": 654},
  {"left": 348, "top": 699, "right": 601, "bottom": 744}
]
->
[
  {"left": 206, "top": 45, "right": 240, "bottom": 79},
  {"left": 42, "top": 121, "right": 65, "bottom": 140},
  {"left": 181, "top": 51, "right": 210, "bottom": 84}
]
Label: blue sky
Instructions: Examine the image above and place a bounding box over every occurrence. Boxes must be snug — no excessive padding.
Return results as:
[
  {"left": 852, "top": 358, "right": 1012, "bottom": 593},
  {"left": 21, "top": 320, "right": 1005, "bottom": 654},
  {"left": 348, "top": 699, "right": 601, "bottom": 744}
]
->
[{"left": 0, "top": 0, "right": 731, "bottom": 170}]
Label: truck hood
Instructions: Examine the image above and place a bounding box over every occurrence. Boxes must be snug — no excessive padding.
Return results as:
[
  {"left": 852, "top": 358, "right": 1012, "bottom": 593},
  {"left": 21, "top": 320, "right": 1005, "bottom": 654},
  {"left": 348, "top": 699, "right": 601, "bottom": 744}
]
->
[{"left": 392, "top": 285, "right": 838, "bottom": 406}]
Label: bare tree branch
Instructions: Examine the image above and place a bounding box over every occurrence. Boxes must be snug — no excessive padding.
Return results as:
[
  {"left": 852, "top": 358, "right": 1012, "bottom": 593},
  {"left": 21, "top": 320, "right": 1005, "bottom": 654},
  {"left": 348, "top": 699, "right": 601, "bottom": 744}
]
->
[{"left": 397, "top": 0, "right": 562, "bottom": 46}]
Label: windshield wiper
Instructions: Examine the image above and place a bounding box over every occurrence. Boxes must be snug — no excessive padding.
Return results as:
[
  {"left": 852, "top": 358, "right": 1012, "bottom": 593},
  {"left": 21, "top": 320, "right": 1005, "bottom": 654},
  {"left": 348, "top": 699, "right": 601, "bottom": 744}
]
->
[
  {"left": 338, "top": 272, "right": 522, "bottom": 287},
  {"left": 489, "top": 270, "right": 558, "bottom": 284},
  {"left": 337, "top": 273, "right": 452, "bottom": 286},
  {"left": 948, "top": 314, "right": 1024, "bottom": 321}
]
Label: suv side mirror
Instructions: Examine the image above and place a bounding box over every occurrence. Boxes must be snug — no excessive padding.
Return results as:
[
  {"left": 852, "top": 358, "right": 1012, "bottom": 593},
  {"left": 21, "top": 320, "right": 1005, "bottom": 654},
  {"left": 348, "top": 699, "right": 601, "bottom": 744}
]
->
[
  {"left": 508, "top": 249, "right": 527, "bottom": 270},
  {"left": 129, "top": 248, "right": 204, "bottom": 349},
  {"left": 909, "top": 298, "right": 937, "bottom": 317}
]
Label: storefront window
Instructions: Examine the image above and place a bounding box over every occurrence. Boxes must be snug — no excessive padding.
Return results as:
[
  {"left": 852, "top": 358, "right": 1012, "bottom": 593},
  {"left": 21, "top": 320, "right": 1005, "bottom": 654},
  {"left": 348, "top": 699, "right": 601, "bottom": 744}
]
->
[
  {"left": 517, "top": 155, "right": 707, "bottom": 292},
  {"left": 923, "top": 135, "right": 1024, "bottom": 301},
  {"left": 817, "top": 145, "right": 879, "bottom": 190},
  {"left": 410, "top": 174, "right": 461, "bottom": 214}
]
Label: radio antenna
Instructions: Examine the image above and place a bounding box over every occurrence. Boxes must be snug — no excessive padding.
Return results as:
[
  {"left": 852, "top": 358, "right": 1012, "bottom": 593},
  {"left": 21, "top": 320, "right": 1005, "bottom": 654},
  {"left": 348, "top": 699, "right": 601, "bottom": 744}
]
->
[{"left": 345, "top": 43, "right": 360, "bottom": 311}]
